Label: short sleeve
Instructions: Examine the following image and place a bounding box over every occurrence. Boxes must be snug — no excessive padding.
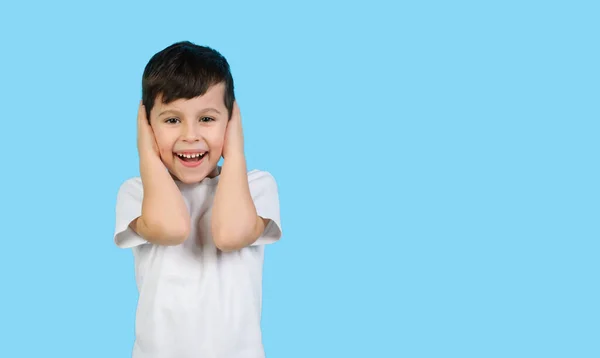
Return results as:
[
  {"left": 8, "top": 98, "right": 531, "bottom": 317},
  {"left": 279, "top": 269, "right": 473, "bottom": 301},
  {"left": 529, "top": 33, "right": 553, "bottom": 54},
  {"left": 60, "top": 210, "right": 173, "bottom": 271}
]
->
[
  {"left": 248, "top": 170, "right": 282, "bottom": 246},
  {"left": 114, "top": 177, "right": 147, "bottom": 249}
]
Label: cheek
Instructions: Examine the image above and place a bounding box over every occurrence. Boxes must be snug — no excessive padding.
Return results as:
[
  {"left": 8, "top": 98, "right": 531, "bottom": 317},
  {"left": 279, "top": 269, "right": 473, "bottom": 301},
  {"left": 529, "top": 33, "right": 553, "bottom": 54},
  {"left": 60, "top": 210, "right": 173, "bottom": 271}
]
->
[
  {"left": 153, "top": 130, "right": 176, "bottom": 158},
  {"left": 209, "top": 136, "right": 225, "bottom": 156},
  {"left": 207, "top": 126, "right": 227, "bottom": 155}
]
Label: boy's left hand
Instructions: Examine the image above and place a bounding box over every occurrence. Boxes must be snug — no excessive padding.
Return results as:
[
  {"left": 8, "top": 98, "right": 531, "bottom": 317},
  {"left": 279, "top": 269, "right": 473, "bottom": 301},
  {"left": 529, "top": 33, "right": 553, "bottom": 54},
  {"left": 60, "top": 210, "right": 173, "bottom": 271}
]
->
[{"left": 222, "top": 101, "right": 244, "bottom": 159}]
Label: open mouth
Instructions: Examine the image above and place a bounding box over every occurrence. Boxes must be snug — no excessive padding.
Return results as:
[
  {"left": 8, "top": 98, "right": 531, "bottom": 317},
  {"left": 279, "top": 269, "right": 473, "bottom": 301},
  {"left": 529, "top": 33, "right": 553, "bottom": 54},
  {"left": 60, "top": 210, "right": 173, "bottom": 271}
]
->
[{"left": 174, "top": 152, "right": 207, "bottom": 167}]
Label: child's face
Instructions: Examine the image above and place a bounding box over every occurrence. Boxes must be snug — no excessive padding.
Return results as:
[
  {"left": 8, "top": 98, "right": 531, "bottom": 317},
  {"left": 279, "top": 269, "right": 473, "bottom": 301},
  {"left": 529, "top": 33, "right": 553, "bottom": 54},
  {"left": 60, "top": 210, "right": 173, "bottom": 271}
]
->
[{"left": 149, "top": 83, "right": 229, "bottom": 184}]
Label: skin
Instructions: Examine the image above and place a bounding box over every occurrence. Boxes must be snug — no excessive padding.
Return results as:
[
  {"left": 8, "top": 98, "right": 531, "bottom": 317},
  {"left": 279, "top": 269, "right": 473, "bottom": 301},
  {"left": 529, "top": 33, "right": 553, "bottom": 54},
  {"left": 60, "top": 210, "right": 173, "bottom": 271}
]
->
[
  {"left": 131, "top": 82, "right": 268, "bottom": 251},
  {"left": 130, "top": 100, "right": 191, "bottom": 246},
  {"left": 211, "top": 100, "right": 270, "bottom": 252}
]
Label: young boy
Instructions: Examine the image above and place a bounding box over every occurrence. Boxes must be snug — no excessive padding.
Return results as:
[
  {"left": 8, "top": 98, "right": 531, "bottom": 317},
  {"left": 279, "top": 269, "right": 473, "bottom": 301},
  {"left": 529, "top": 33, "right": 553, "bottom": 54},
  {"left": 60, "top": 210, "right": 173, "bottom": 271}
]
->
[{"left": 113, "top": 41, "right": 282, "bottom": 358}]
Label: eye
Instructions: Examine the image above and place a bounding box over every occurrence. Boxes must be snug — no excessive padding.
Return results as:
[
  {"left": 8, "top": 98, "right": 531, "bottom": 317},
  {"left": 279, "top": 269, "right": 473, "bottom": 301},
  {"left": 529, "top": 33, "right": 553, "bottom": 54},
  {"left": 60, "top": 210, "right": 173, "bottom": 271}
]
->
[
  {"left": 165, "top": 117, "right": 180, "bottom": 124},
  {"left": 200, "top": 116, "right": 214, "bottom": 123}
]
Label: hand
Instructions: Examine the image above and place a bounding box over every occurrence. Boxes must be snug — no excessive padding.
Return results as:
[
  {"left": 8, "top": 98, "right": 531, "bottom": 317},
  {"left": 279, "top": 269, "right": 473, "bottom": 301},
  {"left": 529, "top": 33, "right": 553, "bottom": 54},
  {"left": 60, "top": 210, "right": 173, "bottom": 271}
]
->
[
  {"left": 137, "top": 101, "right": 160, "bottom": 158},
  {"left": 222, "top": 101, "right": 245, "bottom": 159}
]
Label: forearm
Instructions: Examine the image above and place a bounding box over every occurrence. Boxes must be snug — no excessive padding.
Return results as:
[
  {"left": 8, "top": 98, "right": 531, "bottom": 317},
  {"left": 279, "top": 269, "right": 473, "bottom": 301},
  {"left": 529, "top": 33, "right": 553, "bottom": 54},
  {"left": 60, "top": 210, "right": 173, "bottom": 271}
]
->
[
  {"left": 211, "top": 152, "right": 262, "bottom": 251},
  {"left": 136, "top": 153, "right": 190, "bottom": 245}
]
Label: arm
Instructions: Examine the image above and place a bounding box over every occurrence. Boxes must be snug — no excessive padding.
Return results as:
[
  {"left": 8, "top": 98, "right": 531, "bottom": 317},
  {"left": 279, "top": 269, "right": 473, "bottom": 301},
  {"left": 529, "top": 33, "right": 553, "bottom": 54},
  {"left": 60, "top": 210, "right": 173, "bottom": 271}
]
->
[
  {"left": 211, "top": 102, "right": 266, "bottom": 252},
  {"left": 132, "top": 102, "right": 190, "bottom": 246},
  {"left": 211, "top": 153, "right": 268, "bottom": 252},
  {"left": 132, "top": 154, "right": 190, "bottom": 246}
]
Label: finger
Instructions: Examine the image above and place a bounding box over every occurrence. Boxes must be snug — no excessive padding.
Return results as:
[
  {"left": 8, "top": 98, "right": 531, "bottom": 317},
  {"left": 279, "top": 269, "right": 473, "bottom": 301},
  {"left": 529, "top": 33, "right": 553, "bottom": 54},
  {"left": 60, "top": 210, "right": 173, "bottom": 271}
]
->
[
  {"left": 138, "top": 101, "right": 147, "bottom": 124},
  {"left": 232, "top": 100, "right": 241, "bottom": 120}
]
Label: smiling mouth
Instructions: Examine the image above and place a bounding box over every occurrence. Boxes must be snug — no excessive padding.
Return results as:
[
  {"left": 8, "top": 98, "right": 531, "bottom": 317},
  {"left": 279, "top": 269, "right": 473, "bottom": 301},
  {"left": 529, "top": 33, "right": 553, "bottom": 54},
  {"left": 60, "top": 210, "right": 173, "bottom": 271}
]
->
[{"left": 175, "top": 152, "right": 207, "bottom": 162}]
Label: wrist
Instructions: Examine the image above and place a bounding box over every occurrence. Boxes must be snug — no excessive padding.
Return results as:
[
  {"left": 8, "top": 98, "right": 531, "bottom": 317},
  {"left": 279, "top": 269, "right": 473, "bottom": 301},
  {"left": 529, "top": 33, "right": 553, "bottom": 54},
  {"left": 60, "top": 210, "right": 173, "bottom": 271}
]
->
[
  {"left": 221, "top": 150, "right": 246, "bottom": 172},
  {"left": 223, "top": 148, "right": 245, "bottom": 162},
  {"left": 140, "top": 151, "right": 165, "bottom": 169}
]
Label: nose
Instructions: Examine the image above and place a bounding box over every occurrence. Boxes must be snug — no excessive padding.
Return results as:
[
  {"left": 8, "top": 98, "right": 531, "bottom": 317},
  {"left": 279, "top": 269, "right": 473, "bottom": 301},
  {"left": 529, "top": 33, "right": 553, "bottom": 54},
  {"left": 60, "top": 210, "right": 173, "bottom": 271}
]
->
[{"left": 181, "top": 121, "right": 201, "bottom": 142}]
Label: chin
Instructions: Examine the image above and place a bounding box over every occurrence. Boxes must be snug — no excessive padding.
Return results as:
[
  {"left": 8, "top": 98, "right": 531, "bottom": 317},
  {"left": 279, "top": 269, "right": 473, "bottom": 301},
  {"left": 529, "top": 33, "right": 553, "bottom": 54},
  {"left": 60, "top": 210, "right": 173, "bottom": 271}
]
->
[
  {"left": 167, "top": 157, "right": 219, "bottom": 184},
  {"left": 173, "top": 173, "right": 205, "bottom": 184}
]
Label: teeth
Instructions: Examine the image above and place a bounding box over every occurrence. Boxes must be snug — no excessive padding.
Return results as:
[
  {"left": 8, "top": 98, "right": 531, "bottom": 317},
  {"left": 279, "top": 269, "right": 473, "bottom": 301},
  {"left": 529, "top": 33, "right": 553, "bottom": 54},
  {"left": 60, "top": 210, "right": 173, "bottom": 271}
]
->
[{"left": 177, "top": 152, "right": 205, "bottom": 159}]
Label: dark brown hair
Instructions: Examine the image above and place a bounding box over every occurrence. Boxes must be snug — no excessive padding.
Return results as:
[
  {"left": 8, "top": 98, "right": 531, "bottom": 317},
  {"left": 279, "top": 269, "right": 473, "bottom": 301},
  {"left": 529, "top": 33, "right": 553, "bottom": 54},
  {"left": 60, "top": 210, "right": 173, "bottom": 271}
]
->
[{"left": 142, "top": 41, "right": 235, "bottom": 122}]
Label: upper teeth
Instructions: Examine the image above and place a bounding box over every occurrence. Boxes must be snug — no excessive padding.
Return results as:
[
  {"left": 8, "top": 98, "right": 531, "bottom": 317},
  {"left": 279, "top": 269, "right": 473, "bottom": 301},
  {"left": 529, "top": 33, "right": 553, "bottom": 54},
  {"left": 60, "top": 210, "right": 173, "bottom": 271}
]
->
[{"left": 178, "top": 153, "right": 204, "bottom": 158}]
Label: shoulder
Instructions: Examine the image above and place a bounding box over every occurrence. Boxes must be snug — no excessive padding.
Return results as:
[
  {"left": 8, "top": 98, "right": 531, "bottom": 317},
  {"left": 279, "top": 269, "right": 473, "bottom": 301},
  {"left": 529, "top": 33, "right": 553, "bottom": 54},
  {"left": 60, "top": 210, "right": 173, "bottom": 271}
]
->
[
  {"left": 247, "top": 169, "right": 277, "bottom": 187},
  {"left": 120, "top": 176, "right": 142, "bottom": 186},
  {"left": 247, "top": 169, "right": 279, "bottom": 205},
  {"left": 116, "top": 176, "right": 143, "bottom": 198}
]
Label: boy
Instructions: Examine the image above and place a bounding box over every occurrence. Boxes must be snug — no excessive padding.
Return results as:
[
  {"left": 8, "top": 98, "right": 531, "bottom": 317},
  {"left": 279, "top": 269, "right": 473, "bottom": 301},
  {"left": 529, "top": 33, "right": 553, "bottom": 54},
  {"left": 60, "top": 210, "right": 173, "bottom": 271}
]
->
[{"left": 113, "top": 41, "right": 282, "bottom": 358}]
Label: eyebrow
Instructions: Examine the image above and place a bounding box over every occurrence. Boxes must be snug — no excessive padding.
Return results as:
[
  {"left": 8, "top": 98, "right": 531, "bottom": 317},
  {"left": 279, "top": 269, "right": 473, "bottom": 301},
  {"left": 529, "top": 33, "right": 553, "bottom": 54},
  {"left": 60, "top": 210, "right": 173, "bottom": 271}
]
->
[{"left": 158, "top": 108, "right": 222, "bottom": 117}]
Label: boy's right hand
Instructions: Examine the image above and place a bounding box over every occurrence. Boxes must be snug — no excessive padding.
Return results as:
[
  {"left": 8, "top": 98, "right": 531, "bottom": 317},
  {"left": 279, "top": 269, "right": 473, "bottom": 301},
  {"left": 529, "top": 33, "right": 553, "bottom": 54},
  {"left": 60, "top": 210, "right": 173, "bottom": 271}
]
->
[
  {"left": 137, "top": 101, "right": 160, "bottom": 159},
  {"left": 133, "top": 101, "right": 191, "bottom": 246}
]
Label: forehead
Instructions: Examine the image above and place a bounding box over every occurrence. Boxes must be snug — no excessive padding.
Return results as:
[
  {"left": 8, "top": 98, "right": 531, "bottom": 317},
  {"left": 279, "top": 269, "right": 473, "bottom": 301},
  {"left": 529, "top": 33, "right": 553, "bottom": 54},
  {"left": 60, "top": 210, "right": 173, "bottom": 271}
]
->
[{"left": 154, "top": 82, "right": 226, "bottom": 114}]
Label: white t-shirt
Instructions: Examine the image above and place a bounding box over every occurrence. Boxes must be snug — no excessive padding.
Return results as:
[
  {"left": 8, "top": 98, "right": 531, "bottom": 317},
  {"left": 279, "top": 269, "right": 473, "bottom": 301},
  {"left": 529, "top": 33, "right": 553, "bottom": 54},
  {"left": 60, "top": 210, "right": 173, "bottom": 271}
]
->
[{"left": 113, "top": 169, "right": 282, "bottom": 358}]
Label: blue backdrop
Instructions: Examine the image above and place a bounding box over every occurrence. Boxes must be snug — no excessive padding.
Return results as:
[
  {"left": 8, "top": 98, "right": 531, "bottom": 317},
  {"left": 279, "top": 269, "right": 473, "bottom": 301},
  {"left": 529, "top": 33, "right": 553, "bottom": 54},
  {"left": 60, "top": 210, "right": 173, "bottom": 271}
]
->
[{"left": 0, "top": 1, "right": 598, "bottom": 357}]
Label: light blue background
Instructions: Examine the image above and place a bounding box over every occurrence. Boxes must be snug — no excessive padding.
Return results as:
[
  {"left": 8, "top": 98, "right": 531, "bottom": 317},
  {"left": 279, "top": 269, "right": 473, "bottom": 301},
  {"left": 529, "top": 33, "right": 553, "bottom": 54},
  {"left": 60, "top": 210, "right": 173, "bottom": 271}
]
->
[{"left": 0, "top": 1, "right": 598, "bottom": 357}]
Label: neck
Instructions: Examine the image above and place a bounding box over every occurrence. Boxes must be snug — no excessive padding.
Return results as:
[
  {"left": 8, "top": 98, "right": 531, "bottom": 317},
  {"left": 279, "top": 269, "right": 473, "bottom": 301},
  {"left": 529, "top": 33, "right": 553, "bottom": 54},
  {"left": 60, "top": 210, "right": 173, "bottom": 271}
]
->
[{"left": 207, "top": 165, "right": 221, "bottom": 178}]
